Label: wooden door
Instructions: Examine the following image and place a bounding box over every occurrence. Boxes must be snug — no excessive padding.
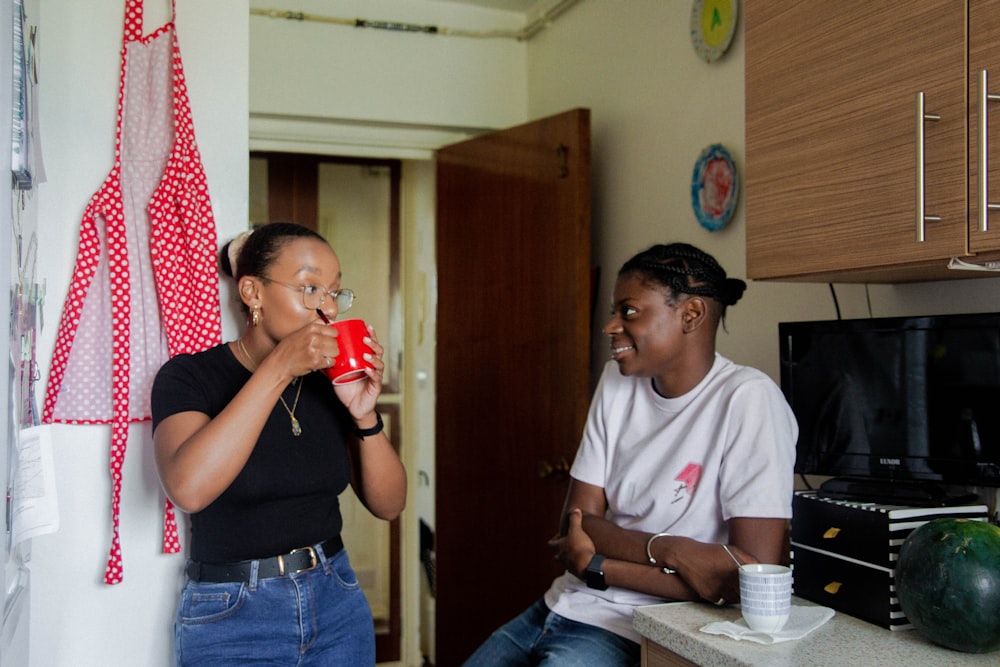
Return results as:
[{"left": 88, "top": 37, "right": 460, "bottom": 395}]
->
[
  {"left": 969, "top": 0, "right": 1000, "bottom": 253},
  {"left": 745, "top": 1, "right": 967, "bottom": 282},
  {"left": 434, "top": 109, "right": 592, "bottom": 666}
]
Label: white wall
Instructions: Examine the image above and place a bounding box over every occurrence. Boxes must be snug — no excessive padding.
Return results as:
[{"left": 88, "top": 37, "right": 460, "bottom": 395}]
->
[
  {"left": 249, "top": 0, "right": 527, "bottom": 130},
  {"left": 30, "top": 2, "right": 247, "bottom": 665},
  {"left": 525, "top": 1, "right": 1000, "bottom": 381}
]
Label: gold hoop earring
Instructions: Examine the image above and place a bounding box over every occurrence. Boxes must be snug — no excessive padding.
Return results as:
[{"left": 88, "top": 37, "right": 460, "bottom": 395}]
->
[{"left": 251, "top": 305, "right": 261, "bottom": 327}]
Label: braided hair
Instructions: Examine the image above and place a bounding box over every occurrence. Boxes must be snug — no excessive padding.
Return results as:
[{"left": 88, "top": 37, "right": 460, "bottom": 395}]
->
[{"left": 619, "top": 243, "right": 746, "bottom": 320}]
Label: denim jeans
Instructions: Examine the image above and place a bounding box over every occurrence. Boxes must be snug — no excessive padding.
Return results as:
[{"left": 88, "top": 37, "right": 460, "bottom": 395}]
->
[
  {"left": 462, "top": 599, "right": 640, "bottom": 667},
  {"left": 174, "top": 545, "right": 374, "bottom": 666}
]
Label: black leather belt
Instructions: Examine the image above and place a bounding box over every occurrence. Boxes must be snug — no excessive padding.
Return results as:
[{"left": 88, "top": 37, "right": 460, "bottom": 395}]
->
[{"left": 186, "top": 536, "right": 344, "bottom": 583}]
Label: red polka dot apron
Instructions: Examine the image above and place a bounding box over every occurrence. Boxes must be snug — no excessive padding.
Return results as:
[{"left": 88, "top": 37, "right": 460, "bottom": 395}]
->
[{"left": 42, "top": 0, "right": 222, "bottom": 584}]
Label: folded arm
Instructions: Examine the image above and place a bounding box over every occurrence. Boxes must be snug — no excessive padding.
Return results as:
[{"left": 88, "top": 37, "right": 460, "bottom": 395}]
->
[{"left": 551, "top": 479, "right": 788, "bottom": 604}]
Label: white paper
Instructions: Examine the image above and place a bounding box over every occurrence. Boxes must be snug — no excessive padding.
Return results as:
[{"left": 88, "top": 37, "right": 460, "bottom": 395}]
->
[{"left": 9, "top": 424, "right": 58, "bottom": 547}]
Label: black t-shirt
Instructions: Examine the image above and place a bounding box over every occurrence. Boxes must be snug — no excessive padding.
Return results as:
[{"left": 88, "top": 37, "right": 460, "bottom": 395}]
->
[{"left": 151, "top": 343, "right": 354, "bottom": 563}]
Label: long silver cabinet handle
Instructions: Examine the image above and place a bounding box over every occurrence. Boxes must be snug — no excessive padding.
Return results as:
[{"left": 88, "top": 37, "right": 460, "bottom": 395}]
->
[
  {"left": 916, "top": 91, "right": 941, "bottom": 242},
  {"left": 978, "top": 70, "right": 1000, "bottom": 232}
]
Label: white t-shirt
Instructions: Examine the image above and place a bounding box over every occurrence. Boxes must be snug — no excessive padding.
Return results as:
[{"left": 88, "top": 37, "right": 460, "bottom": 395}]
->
[{"left": 544, "top": 354, "right": 798, "bottom": 642}]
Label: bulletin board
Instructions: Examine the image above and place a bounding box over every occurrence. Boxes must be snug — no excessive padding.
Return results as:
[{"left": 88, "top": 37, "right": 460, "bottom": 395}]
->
[{"left": 7, "top": 0, "right": 57, "bottom": 557}]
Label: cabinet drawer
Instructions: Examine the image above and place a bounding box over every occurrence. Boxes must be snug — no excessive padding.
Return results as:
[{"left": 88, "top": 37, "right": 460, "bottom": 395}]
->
[
  {"left": 792, "top": 545, "right": 908, "bottom": 630},
  {"left": 791, "top": 492, "right": 989, "bottom": 568},
  {"left": 792, "top": 494, "right": 896, "bottom": 565}
]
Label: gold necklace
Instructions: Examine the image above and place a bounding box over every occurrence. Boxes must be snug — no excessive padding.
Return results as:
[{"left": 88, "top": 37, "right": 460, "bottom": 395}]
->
[{"left": 237, "top": 338, "right": 303, "bottom": 437}]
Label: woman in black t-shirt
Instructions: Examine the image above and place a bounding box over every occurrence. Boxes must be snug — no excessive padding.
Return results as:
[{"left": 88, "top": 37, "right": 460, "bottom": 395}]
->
[{"left": 151, "top": 222, "right": 406, "bottom": 666}]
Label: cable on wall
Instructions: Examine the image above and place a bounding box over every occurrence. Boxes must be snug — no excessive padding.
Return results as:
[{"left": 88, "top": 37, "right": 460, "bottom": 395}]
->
[
  {"left": 828, "top": 283, "right": 842, "bottom": 320},
  {"left": 250, "top": 0, "right": 582, "bottom": 41}
]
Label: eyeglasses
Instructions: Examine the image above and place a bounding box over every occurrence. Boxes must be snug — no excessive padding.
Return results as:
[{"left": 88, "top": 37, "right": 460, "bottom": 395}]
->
[{"left": 262, "top": 277, "right": 355, "bottom": 312}]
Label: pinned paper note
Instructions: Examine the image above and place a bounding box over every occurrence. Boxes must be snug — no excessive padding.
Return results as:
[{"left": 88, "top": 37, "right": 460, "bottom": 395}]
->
[{"left": 9, "top": 424, "right": 59, "bottom": 548}]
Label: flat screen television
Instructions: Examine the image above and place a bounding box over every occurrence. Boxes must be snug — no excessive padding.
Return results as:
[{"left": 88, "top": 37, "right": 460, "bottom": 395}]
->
[{"left": 780, "top": 313, "right": 1000, "bottom": 505}]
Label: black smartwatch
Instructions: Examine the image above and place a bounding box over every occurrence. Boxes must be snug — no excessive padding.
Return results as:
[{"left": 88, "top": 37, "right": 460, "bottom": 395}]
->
[
  {"left": 584, "top": 554, "right": 609, "bottom": 591},
  {"left": 354, "top": 412, "right": 384, "bottom": 439}
]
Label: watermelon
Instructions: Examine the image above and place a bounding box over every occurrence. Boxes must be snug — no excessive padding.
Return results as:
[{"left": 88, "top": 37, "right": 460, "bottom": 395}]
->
[{"left": 896, "top": 518, "right": 1000, "bottom": 653}]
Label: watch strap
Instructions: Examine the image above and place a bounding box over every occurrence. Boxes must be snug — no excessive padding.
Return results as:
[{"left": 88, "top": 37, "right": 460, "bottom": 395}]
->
[{"left": 354, "top": 412, "right": 384, "bottom": 439}]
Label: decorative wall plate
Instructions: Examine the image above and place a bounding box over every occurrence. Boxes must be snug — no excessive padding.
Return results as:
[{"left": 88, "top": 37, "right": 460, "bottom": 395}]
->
[
  {"left": 690, "top": 0, "right": 738, "bottom": 63},
  {"left": 691, "top": 144, "right": 739, "bottom": 232}
]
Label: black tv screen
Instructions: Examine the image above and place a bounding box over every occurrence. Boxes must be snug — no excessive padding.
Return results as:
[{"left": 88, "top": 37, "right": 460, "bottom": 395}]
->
[{"left": 780, "top": 313, "right": 1000, "bottom": 492}]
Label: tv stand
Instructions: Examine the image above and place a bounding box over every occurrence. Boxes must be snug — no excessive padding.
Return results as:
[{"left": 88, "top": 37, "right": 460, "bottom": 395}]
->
[{"left": 817, "top": 476, "right": 979, "bottom": 507}]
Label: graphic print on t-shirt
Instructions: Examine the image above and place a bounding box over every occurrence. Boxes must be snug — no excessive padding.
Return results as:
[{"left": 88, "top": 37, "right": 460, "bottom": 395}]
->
[{"left": 674, "top": 462, "right": 703, "bottom": 500}]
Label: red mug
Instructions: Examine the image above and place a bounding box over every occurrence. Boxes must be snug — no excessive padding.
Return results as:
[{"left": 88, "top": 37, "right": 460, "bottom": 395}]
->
[{"left": 323, "top": 319, "right": 375, "bottom": 385}]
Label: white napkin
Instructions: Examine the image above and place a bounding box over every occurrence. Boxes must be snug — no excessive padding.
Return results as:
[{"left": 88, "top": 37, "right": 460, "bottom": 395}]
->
[{"left": 699, "top": 605, "right": 835, "bottom": 645}]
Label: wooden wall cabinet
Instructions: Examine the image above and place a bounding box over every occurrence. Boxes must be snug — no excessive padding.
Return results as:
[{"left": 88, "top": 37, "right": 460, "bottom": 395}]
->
[{"left": 746, "top": 1, "right": 1000, "bottom": 283}]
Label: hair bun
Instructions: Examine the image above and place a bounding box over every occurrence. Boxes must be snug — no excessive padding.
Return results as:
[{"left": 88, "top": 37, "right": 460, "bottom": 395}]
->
[
  {"left": 718, "top": 278, "right": 747, "bottom": 306},
  {"left": 226, "top": 230, "right": 252, "bottom": 277}
]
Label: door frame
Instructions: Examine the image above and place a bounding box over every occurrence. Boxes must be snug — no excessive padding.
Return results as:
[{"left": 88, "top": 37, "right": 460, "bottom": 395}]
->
[{"left": 248, "top": 116, "right": 519, "bottom": 666}]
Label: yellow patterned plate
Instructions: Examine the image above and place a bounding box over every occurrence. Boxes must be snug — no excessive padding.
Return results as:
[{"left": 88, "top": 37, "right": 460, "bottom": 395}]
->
[{"left": 690, "top": 0, "right": 738, "bottom": 63}]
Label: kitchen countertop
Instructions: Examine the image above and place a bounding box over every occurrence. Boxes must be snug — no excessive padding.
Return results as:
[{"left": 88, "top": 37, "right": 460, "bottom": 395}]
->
[{"left": 633, "top": 597, "right": 998, "bottom": 667}]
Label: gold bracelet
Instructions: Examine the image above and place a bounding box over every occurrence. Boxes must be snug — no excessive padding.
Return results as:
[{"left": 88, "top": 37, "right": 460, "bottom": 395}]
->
[{"left": 645, "top": 532, "right": 676, "bottom": 574}]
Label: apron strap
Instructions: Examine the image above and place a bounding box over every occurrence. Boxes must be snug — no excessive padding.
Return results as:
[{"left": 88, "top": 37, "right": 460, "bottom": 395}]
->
[
  {"left": 123, "top": 0, "right": 176, "bottom": 40},
  {"left": 123, "top": 0, "right": 144, "bottom": 42},
  {"left": 104, "top": 0, "right": 189, "bottom": 583}
]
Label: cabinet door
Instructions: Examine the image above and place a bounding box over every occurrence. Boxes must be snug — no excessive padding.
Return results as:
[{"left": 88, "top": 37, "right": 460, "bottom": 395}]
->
[
  {"left": 746, "top": 1, "right": 967, "bottom": 281},
  {"left": 969, "top": 0, "right": 1000, "bottom": 252}
]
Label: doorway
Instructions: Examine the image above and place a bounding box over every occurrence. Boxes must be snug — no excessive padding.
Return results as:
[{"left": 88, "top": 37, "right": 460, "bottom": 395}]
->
[{"left": 249, "top": 152, "right": 403, "bottom": 662}]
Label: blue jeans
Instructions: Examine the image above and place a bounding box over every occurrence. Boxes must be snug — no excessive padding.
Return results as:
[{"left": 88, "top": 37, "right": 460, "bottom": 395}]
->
[
  {"left": 463, "top": 599, "right": 640, "bottom": 667},
  {"left": 174, "top": 545, "right": 374, "bottom": 666}
]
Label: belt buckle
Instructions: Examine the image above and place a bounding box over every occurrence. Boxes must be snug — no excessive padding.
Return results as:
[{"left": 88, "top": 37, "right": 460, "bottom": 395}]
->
[{"left": 277, "top": 546, "right": 318, "bottom": 576}]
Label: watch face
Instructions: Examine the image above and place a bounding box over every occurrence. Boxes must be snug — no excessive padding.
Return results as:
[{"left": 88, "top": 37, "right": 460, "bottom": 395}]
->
[{"left": 585, "top": 554, "right": 608, "bottom": 591}]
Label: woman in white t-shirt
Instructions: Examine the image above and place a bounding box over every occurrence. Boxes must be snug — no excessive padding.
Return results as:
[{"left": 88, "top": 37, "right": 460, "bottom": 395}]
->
[{"left": 464, "top": 243, "right": 798, "bottom": 667}]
